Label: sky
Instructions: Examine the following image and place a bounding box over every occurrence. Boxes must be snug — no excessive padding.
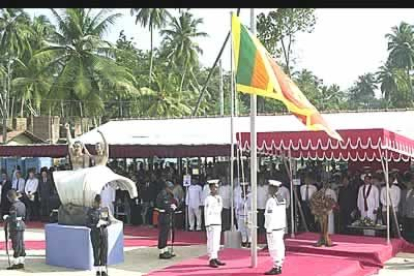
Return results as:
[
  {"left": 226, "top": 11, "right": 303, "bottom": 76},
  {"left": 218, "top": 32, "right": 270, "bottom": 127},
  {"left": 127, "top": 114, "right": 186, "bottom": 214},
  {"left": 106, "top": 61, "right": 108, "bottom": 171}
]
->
[{"left": 26, "top": 8, "right": 414, "bottom": 91}]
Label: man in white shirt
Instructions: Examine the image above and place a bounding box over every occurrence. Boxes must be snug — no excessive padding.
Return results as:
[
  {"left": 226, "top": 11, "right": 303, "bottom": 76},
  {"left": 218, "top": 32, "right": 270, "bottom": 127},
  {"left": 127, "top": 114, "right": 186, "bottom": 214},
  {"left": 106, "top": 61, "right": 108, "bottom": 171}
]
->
[
  {"left": 12, "top": 171, "right": 25, "bottom": 195},
  {"left": 186, "top": 182, "right": 203, "bottom": 231},
  {"left": 264, "top": 180, "right": 286, "bottom": 275},
  {"left": 277, "top": 184, "right": 291, "bottom": 233},
  {"left": 236, "top": 182, "right": 252, "bottom": 247},
  {"left": 380, "top": 174, "right": 401, "bottom": 236},
  {"left": 357, "top": 173, "right": 380, "bottom": 236},
  {"left": 324, "top": 182, "right": 338, "bottom": 234},
  {"left": 101, "top": 184, "right": 116, "bottom": 215},
  {"left": 204, "top": 179, "right": 226, "bottom": 268},
  {"left": 218, "top": 178, "right": 231, "bottom": 231},
  {"left": 300, "top": 174, "right": 318, "bottom": 231},
  {"left": 201, "top": 181, "right": 211, "bottom": 230},
  {"left": 258, "top": 178, "right": 269, "bottom": 233},
  {"left": 24, "top": 170, "right": 39, "bottom": 221}
]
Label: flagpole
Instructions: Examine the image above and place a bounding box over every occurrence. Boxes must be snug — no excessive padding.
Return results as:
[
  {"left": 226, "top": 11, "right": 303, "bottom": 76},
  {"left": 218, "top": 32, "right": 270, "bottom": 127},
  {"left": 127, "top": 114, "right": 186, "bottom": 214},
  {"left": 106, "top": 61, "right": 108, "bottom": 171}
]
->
[
  {"left": 249, "top": 8, "right": 258, "bottom": 269},
  {"left": 230, "top": 11, "right": 235, "bottom": 232}
]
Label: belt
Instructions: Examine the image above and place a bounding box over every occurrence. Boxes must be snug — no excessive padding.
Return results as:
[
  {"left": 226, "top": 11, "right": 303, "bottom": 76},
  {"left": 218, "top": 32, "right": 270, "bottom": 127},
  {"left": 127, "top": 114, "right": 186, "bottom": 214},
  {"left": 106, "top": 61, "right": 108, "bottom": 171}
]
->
[{"left": 155, "top": 208, "right": 166, "bottom": 213}]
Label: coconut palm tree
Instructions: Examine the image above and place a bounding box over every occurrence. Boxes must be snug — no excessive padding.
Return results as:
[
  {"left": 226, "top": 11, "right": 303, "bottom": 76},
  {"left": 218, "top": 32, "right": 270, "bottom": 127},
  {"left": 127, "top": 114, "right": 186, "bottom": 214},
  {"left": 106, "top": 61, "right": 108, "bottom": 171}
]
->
[
  {"left": 130, "top": 8, "right": 171, "bottom": 86},
  {"left": 35, "top": 8, "right": 137, "bottom": 117},
  {"left": 348, "top": 73, "right": 378, "bottom": 109},
  {"left": 161, "top": 11, "right": 208, "bottom": 92},
  {"left": 0, "top": 9, "right": 32, "bottom": 57},
  {"left": 386, "top": 22, "right": 414, "bottom": 94}
]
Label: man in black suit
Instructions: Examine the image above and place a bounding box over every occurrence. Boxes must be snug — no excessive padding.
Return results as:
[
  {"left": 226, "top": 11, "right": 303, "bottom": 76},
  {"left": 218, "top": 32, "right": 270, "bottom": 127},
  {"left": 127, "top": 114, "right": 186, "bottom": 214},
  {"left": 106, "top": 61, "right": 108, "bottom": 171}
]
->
[{"left": 1, "top": 171, "right": 12, "bottom": 217}]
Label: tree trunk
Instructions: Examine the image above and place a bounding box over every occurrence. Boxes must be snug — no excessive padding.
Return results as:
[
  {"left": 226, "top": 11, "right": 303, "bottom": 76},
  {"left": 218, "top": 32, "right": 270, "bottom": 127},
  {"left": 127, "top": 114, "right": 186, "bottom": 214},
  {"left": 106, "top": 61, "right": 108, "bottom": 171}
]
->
[
  {"left": 407, "top": 67, "right": 413, "bottom": 100},
  {"left": 281, "top": 38, "right": 291, "bottom": 77},
  {"left": 180, "top": 65, "right": 187, "bottom": 93},
  {"left": 149, "top": 28, "right": 154, "bottom": 87},
  {"left": 20, "top": 97, "right": 24, "bottom": 118}
]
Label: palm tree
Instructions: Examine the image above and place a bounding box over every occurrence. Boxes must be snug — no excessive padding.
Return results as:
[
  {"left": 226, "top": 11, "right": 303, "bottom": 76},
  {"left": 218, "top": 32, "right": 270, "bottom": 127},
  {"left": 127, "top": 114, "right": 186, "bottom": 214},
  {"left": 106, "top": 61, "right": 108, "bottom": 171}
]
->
[
  {"left": 35, "top": 8, "right": 137, "bottom": 117},
  {"left": 348, "top": 73, "right": 378, "bottom": 109},
  {"left": 131, "top": 8, "right": 171, "bottom": 86},
  {"left": 0, "top": 9, "right": 32, "bottom": 57},
  {"left": 161, "top": 12, "right": 208, "bottom": 92},
  {"left": 386, "top": 22, "right": 414, "bottom": 94}
]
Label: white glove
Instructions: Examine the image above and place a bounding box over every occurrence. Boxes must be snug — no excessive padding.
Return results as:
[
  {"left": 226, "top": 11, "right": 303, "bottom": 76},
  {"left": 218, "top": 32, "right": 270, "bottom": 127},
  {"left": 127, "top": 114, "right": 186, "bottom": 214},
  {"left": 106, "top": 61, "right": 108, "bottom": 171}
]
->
[
  {"left": 3, "top": 215, "right": 9, "bottom": 221},
  {"left": 171, "top": 204, "right": 177, "bottom": 211},
  {"left": 97, "top": 219, "right": 108, "bottom": 228},
  {"left": 135, "top": 198, "right": 139, "bottom": 205}
]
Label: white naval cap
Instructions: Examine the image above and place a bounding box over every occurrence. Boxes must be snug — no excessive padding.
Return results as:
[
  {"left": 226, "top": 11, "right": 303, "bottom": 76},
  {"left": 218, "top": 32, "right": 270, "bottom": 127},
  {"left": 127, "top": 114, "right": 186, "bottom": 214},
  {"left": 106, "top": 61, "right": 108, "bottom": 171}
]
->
[
  {"left": 268, "top": 180, "right": 282, "bottom": 187},
  {"left": 240, "top": 182, "right": 250, "bottom": 186},
  {"left": 207, "top": 179, "right": 221, "bottom": 187}
]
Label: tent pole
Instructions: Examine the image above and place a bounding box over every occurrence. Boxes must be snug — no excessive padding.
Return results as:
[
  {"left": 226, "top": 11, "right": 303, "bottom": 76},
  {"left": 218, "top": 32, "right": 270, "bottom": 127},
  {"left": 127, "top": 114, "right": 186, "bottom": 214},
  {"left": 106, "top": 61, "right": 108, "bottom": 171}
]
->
[
  {"left": 249, "top": 8, "right": 258, "bottom": 268},
  {"left": 385, "top": 150, "right": 390, "bottom": 244},
  {"left": 288, "top": 150, "right": 295, "bottom": 238}
]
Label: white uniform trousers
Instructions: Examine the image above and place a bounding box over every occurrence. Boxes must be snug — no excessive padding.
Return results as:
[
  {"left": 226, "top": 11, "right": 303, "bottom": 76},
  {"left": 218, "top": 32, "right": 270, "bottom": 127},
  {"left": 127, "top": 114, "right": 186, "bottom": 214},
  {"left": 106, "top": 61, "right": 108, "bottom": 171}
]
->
[
  {"left": 188, "top": 206, "right": 202, "bottom": 231},
  {"left": 267, "top": 230, "right": 285, "bottom": 268},
  {"left": 206, "top": 225, "right": 221, "bottom": 260},
  {"left": 237, "top": 216, "right": 251, "bottom": 243},
  {"left": 361, "top": 210, "right": 376, "bottom": 236},
  {"left": 328, "top": 211, "right": 335, "bottom": 234}
]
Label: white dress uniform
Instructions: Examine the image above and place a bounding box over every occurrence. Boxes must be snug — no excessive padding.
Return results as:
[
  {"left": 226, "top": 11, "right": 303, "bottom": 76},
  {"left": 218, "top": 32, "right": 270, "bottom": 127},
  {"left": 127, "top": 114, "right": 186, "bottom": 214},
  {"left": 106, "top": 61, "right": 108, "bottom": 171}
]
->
[
  {"left": 380, "top": 183, "right": 401, "bottom": 212},
  {"left": 357, "top": 184, "right": 380, "bottom": 236},
  {"left": 324, "top": 188, "right": 337, "bottom": 234},
  {"left": 186, "top": 184, "right": 203, "bottom": 231},
  {"left": 204, "top": 180, "right": 223, "bottom": 262},
  {"left": 236, "top": 191, "right": 252, "bottom": 244},
  {"left": 277, "top": 185, "right": 290, "bottom": 233},
  {"left": 265, "top": 180, "right": 286, "bottom": 272}
]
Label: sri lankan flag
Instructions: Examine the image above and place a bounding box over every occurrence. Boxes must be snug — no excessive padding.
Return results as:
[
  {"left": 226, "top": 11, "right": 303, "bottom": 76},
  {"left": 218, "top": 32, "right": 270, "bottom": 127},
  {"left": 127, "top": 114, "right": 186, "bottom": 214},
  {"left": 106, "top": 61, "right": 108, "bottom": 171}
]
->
[{"left": 231, "top": 14, "right": 342, "bottom": 141}]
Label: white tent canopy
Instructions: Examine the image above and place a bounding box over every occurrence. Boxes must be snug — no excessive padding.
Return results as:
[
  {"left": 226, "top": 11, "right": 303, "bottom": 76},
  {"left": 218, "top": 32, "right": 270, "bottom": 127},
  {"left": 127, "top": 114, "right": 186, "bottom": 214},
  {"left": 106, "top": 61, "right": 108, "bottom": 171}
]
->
[{"left": 78, "top": 111, "right": 414, "bottom": 146}]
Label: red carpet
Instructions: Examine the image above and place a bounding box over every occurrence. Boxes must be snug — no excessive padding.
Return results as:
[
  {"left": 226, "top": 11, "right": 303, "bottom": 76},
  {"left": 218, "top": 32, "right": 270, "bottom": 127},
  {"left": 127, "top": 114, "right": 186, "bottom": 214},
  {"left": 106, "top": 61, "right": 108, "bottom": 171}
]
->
[{"left": 145, "top": 248, "right": 378, "bottom": 276}]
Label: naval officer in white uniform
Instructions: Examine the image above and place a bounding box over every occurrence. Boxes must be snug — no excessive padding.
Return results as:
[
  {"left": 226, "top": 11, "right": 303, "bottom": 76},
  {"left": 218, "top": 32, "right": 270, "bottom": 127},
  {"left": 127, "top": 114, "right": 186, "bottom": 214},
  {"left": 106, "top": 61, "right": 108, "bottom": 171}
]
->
[
  {"left": 204, "top": 179, "right": 226, "bottom": 268},
  {"left": 264, "top": 180, "right": 286, "bottom": 275}
]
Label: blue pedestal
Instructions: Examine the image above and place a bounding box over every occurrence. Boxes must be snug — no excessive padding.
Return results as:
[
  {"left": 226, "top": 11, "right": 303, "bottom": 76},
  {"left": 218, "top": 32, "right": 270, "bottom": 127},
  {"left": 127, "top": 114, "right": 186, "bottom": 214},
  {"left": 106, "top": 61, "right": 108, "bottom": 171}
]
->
[{"left": 45, "top": 222, "right": 124, "bottom": 270}]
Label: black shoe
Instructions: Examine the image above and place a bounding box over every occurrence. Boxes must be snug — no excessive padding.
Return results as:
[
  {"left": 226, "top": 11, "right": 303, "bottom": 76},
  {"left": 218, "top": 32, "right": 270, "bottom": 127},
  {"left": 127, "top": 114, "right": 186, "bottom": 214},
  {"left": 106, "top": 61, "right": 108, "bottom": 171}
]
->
[
  {"left": 7, "top": 264, "right": 20, "bottom": 270},
  {"left": 241, "top": 242, "right": 247, "bottom": 247},
  {"left": 102, "top": 271, "right": 108, "bottom": 276},
  {"left": 264, "top": 267, "right": 281, "bottom": 275},
  {"left": 96, "top": 272, "right": 101, "bottom": 276},
  {"left": 246, "top": 242, "right": 251, "bottom": 248},
  {"left": 16, "top": 264, "right": 24, "bottom": 269},
  {"left": 209, "top": 260, "right": 219, "bottom": 268},
  {"left": 214, "top": 259, "right": 226, "bottom": 266},
  {"left": 159, "top": 252, "right": 172, "bottom": 259}
]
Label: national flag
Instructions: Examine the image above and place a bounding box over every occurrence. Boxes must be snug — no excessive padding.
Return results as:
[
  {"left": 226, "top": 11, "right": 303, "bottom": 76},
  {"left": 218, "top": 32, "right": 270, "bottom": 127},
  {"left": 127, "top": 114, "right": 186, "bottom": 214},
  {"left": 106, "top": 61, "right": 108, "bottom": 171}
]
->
[{"left": 231, "top": 14, "right": 342, "bottom": 141}]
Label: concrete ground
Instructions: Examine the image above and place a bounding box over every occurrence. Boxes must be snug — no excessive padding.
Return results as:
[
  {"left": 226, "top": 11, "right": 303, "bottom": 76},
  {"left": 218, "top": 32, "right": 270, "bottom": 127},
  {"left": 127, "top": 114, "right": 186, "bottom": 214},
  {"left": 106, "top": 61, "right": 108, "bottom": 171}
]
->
[{"left": 0, "top": 228, "right": 412, "bottom": 276}]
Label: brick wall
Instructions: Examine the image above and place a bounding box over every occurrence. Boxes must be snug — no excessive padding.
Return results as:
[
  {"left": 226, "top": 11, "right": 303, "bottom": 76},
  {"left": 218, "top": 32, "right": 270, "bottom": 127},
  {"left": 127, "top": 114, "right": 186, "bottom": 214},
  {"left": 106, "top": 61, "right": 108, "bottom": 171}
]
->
[{"left": 30, "top": 116, "right": 61, "bottom": 144}]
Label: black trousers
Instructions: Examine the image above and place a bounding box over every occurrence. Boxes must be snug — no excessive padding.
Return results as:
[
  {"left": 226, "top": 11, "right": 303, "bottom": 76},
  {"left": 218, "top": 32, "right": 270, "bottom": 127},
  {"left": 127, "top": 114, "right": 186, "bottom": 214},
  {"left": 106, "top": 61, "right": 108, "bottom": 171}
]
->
[
  {"left": 90, "top": 227, "right": 108, "bottom": 266},
  {"left": 158, "top": 213, "right": 171, "bottom": 249},
  {"left": 340, "top": 210, "right": 353, "bottom": 234},
  {"left": 302, "top": 202, "right": 315, "bottom": 232},
  {"left": 404, "top": 217, "right": 414, "bottom": 243},
  {"left": 258, "top": 209, "right": 265, "bottom": 233},
  {"left": 40, "top": 199, "right": 50, "bottom": 220},
  {"left": 11, "top": 230, "right": 26, "bottom": 258},
  {"left": 221, "top": 208, "right": 231, "bottom": 231}
]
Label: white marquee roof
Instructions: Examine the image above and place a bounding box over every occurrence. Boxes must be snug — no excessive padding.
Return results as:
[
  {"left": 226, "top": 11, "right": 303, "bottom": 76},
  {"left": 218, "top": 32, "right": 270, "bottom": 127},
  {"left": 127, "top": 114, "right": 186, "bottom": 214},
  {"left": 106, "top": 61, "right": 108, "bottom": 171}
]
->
[{"left": 77, "top": 111, "right": 414, "bottom": 146}]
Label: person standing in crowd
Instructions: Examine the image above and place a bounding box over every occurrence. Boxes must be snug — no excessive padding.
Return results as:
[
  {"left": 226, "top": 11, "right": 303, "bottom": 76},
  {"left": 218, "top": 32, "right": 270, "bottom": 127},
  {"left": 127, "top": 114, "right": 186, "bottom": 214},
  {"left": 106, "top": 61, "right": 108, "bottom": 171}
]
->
[
  {"left": 12, "top": 166, "right": 21, "bottom": 182},
  {"left": 338, "top": 174, "right": 357, "bottom": 234},
  {"left": 86, "top": 194, "right": 115, "bottom": 276},
  {"left": 101, "top": 184, "right": 116, "bottom": 215},
  {"left": 403, "top": 180, "right": 414, "bottom": 243},
  {"left": 204, "top": 179, "right": 225, "bottom": 268},
  {"left": 324, "top": 181, "right": 338, "bottom": 234},
  {"left": 380, "top": 173, "right": 401, "bottom": 236},
  {"left": 201, "top": 179, "right": 211, "bottom": 230},
  {"left": 24, "top": 170, "right": 39, "bottom": 221},
  {"left": 236, "top": 182, "right": 252, "bottom": 248},
  {"left": 264, "top": 180, "right": 286, "bottom": 275},
  {"left": 1, "top": 171, "right": 12, "bottom": 218},
  {"left": 139, "top": 179, "right": 151, "bottom": 226},
  {"left": 218, "top": 177, "right": 231, "bottom": 231},
  {"left": 186, "top": 180, "right": 203, "bottom": 231},
  {"left": 12, "top": 171, "right": 25, "bottom": 195},
  {"left": 357, "top": 173, "right": 379, "bottom": 236},
  {"left": 257, "top": 176, "right": 269, "bottom": 233},
  {"left": 156, "top": 181, "right": 177, "bottom": 260},
  {"left": 300, "top": 173, "right": 317, "bottom": 231},
  {"left": 38, "top": 169, "right": 52, "bottom": 221},
  {"left": 3, "top": 190, "right": 26, "bottom": 270}
]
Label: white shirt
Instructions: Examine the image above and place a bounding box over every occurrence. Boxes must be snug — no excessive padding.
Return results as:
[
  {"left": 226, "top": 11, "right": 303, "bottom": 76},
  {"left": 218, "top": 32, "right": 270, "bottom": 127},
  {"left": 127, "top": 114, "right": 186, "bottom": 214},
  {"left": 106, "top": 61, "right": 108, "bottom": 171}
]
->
[
  {"left": 186, "top": 184, "right": 202, "bottom": 208},
  {"left": 101, "top": 185, "right": 116, "bottom": 205},
  {"left": 265, "top": 195, "right": 286, "bottom": 231},
  {"left": 380, "top": 185, "right": 401, "bottom": 211},
  {"left": 12, "top": 178, "right": 25, "bottom": 194},
  {"left": 236, "top": 192, "right": 251, "bottom": 217},
  {"left": 219, "top": 184, "right": 231, "bottom": 209},
  {"left": 257, "top": 185, "right": 269, "bottom": 210},
  {"left": 204, "top": 194, "right": 223, "bottom": 226},
  {"left": 277, "top": 186, "right": 291, "bottom": 209},
  {"left": 25, "top": 178, "right": 39, "bottom": 195},
  {"left": 201, "top": 185, "right": 210, "bottom": 206},
  {"left": 357, "top": 184, "right": 380, "bottom": 213},
  {"left": 300, "top": 184, "right": 317, "bottom": 201}
]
